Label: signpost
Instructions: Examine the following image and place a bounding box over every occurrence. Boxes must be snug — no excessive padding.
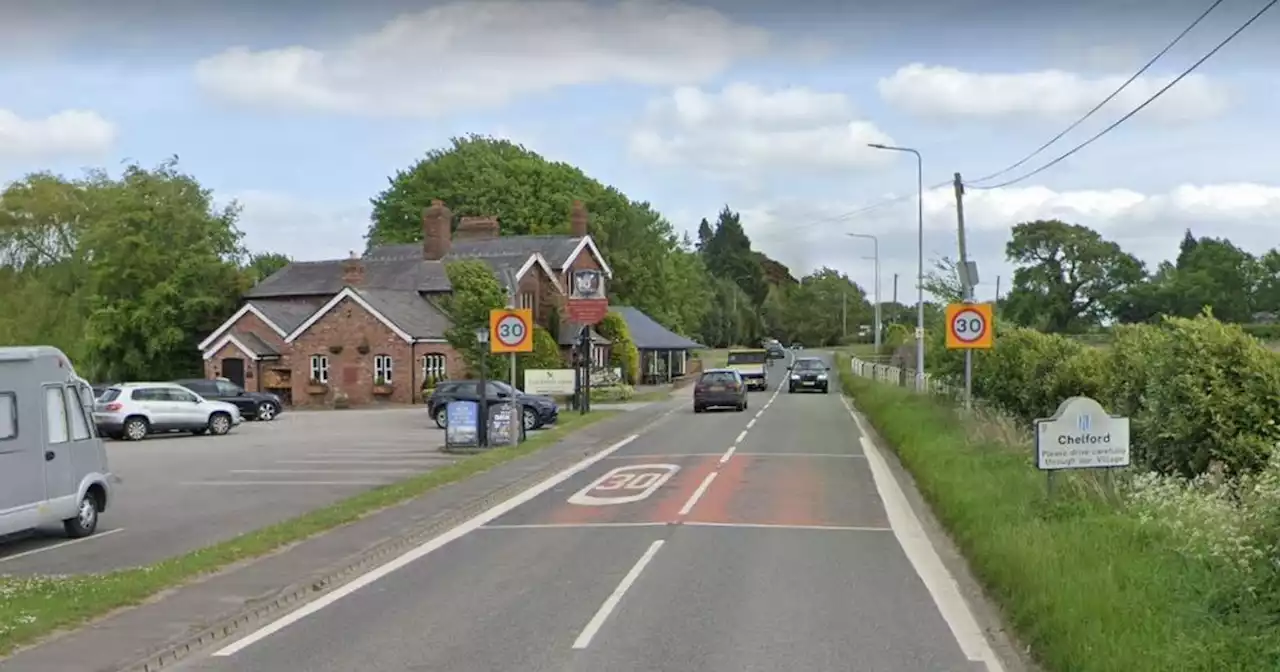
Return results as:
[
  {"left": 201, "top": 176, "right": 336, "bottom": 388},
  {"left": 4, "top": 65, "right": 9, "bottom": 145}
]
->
[
  {"left": 945, "top": 302, "right": 994, "bottom": 408},
  {"left": 1034, "top": 396, "right": 1131, "bottom": 498},
  {"left": 489, "top": 308, "right": 533, "bottom": 354}
]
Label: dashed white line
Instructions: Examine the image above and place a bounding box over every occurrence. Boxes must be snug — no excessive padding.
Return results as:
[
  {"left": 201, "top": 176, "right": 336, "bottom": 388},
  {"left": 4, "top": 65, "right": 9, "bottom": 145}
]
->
[
  {"left": 735, "top": 430, "right": 748, "bottom": 444},
  {"left": 746, "top": 418, "right": 756, "bottom": 429},
  {"left": 719, "top": 445, "right": 737, "bottom": 463},
  {"left": 678, "top": 472, "right": 718, "bottom": 516},
  {"left": 572, "top": 539, "right": 665, "bottom": 649}
]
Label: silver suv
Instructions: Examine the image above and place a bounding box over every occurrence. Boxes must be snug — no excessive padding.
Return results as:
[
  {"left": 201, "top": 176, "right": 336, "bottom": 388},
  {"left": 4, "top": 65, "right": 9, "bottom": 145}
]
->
[{"left": 93, "top": 382, "right": 243, "bottom": 441}]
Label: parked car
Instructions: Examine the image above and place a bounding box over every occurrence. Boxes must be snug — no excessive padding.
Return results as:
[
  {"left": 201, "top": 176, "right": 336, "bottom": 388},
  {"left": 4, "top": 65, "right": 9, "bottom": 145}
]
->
[
  {"left": 0, "top": 346, "right": 115, "bottom": 540},
  {"left": 427, "top": 380, "right": 558, "bottom": 431},
  {"left": 173, "top": 377, "right": 283, "bottom": 421},
  {"left": 787, "top": 357, "right": 830, "bottom": 393},
  {"left": 694, "top": 369, "right": 748, "bottom": 413},
  {"left": 93, "top": 382, "right": 243, "bottom": 441}
]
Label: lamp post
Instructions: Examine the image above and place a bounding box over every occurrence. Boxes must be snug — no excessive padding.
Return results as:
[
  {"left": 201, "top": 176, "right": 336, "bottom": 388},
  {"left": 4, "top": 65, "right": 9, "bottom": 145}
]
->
[
  {"left": 845, "top": 233, "right": 881, "bottom": 354},
  {"left": 868, "top": 142, "right": 925, "bottom": 392},
  {"left": 475, "top": 327, "right": 489, "bottom": 448}
]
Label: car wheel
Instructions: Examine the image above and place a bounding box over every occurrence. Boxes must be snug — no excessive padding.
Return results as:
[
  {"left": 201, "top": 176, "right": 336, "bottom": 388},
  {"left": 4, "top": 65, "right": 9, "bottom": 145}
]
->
[
  {"left": 434, "top": 407, "right": 448, "bottom": 429},
  {"left": 256, "top": 401, "right": 279, "bottom": 421},
  {"left": 63, "top": 488, "right": 101, "bottom": 539},
  {"left": 123, "top": 416, "right": 149, "bottom": 441},
  {"left": 694, "top": 404, "right": 704, "bottom": 413},
  {"left": 208, "top": 412, "right": 233, "bottom": 436},
  {"left": 788, "top": 386, "right": 795, "bottom": 393},
  {"left": 522, "top": 406, "right": 540, "bottom": 431}
]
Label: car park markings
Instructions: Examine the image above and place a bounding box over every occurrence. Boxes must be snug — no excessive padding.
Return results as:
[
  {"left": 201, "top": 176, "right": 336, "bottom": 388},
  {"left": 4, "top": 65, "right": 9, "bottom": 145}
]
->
[{"left": 0, "top": 528, "right": 125, "bottom": 564}]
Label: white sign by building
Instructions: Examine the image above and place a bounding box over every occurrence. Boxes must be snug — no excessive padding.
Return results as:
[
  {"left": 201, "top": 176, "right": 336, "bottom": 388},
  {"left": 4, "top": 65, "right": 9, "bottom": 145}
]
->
[
  {"left": 1034, "top": 396, "right": 1131, "bottom": 470},
  {"left": 524, "top": 369, "right": 576, "bottom": 395}
]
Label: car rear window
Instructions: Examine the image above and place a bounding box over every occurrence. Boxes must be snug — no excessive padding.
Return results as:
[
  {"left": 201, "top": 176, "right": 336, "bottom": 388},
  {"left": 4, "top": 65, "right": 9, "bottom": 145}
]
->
[
  {"left": 700, "top": 372, "right": 738, "bottom": 385},
  {"left": 99, "top": 388, "right": 122, "bottom": 402},
  {"left": 727, "top": 351, "right": 766, "bottom": 365}
]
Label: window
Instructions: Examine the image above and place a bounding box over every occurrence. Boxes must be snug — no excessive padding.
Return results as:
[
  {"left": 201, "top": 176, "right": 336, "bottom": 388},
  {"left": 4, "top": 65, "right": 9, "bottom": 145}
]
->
[
  {"left": 519, "top": 291, "right": 536, "bottom": 319},
  {"left": 45, "top": 386, "right": 69, "bottom": 444},
  {"left": 422, "top": 354, "right": 447, "bottom": 382},
  {"left": 310, "top": 355, "right": 330, "bottom": 383},
  {"left": 99, "top": 388, "right": 122, "bottom": 403},
  {"left": 164, "top": 388, "right": 199, "bottom": 403},
  {"left": 592, "top": 344, "right": 607, "bottom": 369},
  {"left": 373, "top": 355, "right": 394, "bottom": 383},
  {"left": 62, "top": 386, "right": 91, "bottom": 441},
  {"left": 215, "top": 380, "right": 243, "bottom": 396},
  {"left": 0, "top": 392, "right": 16, "bottom": 440}
]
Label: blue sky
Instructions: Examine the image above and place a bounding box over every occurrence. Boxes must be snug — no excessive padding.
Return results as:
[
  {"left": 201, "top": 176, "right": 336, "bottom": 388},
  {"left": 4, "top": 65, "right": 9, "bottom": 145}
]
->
[{"left": 2, "top": 0, "right": 1278, "bottom": 302}]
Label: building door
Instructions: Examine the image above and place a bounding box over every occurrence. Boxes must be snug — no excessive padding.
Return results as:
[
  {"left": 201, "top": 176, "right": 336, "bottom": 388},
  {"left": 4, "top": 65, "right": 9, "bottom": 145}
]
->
[{"left": 221, "top": 358, "right": 246, "bottom": 387}]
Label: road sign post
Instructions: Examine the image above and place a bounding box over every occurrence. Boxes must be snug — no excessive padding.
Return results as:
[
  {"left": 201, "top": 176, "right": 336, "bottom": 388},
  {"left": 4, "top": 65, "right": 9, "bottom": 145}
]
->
[
  {"left": 944, "top": 302, "right": 994, "bottom": 409},
  {"left": 489, "top": 308, "right": 534, "bottom": 354}
]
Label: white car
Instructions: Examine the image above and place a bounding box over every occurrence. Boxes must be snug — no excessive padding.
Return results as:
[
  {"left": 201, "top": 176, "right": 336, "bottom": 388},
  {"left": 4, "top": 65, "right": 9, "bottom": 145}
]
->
[{"left": 93, "top": 382, "right": 243, "bottom": 441}]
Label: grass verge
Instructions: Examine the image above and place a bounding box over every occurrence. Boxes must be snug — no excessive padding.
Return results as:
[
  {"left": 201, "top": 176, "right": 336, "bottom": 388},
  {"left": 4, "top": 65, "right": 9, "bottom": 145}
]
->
[
  {"left": 835, "top": 354, "right": 1275, "bottom": 672},
  {"left": 0, "top": 410, "right": 616, "bottom": 656}
]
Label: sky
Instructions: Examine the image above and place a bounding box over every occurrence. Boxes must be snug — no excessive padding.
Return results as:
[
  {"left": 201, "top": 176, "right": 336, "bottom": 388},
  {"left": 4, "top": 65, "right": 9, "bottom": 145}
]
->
[{"left": 1, "top": 0, "right": 1278, "bottom": 303}]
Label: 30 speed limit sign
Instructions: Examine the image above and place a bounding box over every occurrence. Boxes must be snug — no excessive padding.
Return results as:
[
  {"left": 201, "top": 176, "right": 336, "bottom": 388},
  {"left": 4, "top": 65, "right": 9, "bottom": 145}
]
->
[
  {"left": 489, "top": 308, "right": 534, "bottom": 353},
  {"left": 944, "top": 302, "right": 994, "bottom": 350}
]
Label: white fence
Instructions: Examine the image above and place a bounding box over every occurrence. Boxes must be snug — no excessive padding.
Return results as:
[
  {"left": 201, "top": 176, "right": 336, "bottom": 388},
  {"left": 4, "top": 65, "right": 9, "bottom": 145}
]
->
[{"left": 847, "top": 357, "right": 956, "bottom": 397}]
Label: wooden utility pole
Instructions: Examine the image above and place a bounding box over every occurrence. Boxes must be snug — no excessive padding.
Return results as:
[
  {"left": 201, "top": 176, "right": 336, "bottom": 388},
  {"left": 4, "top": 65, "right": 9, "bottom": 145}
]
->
[{"left": 954, "top": 173, "right": 974, "bottom": 410}]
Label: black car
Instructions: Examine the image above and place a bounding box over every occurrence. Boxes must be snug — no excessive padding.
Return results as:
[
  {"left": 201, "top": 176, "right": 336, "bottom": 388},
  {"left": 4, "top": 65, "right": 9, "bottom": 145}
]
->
[
  {"left": 787, "top": 357, "right": 830, "bottom": 393},
  {"left": 173, "top": 378, "right": 284, "bottom": 421},
  {"left": 428, "top": 380, "right": 558, "bottom": 431},
  {"left": 765, "top": 342, "right": 787, "bottom": 360}
]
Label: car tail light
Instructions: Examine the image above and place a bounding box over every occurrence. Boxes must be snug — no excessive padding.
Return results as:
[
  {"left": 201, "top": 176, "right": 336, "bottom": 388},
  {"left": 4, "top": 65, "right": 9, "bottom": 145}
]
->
[{"left": 103, "top": 402, "right": 123, "bottom": 412}]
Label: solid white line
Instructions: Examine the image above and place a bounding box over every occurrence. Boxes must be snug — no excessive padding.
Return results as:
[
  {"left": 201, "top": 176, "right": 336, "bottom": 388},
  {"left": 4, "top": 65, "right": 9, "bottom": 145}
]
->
[
  {"left": 733, "top": 452, "right": 867, "bottom": 459},
  {"left": 229, "top": 469, "right": 418, "bottom": 475},
  {"left": 0, "top": 528, "right": 125, "bottom": 564},
  {"left": 735, "top": 430, "right": 748, "bottom": 444},
  {"left": 683, "top": 521, "right": 891, "bottom": 532},
  {"left": 571, "top": 539, "right": 665, "bottom": 649},
  {"left": 678, "top": 472, "right": 718, "bottom": 516},
  {"left": 276, "top": 460, "right": 440, "bottom": 466},
  {"left": 600, "top": 453, "right": 724, "bottom": 460},
  {"left": 480, "top": 522, "right": 666, "bottom": 530},
  {"left": 212, "top": 433, "right": 640, "bottom": 658},
  {"left": 719, "top": 444, "right": 736, "bottom": 464},
  {"left": 182, "top": 481, "right": 385, "bottom": 486},
  {"left": 840, "top": 397, "right": 1004, "bottom": 672},
  {"left": 746, "top": 418, "right": 756, "bottom": 429}
]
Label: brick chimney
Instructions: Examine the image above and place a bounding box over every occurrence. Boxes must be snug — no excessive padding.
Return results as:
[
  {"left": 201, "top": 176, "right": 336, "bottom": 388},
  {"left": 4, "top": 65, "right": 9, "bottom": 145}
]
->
[
  {"left": 570, "top": 200, "right": 589, "bottom": 238},
  {"left": 422, "top": 199, "right": 452, "bottom": 260},
  {"left": 341, "top": 251, "right": 364, "bottom": 287},
  {"left": 455, "top": 216, "right": 500, "bottom": 241}
]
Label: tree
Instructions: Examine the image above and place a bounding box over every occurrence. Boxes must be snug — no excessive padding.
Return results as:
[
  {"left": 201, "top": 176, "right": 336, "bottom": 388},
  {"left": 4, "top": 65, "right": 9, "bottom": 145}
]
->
[
  {"left": 921, "top": 256, "right": 965, "bottom": 303},
  {"left": 244, "top": 252, "right": 292, "bottom": 285},
  {"left": 1002, "top": 220, "right": 1145, "bottom": 332},
  {"left": 696, "top": 218, "right": 713, "bottom": 253},
  {"left": 783, "top": 268, "right": 868, "bottom": 346},
  {"left": 597, "top": 311, "right": 640, "bottom": 384},
  {"left": 702, "top": 205, "right": 768, "bottom": 305},
  {"left": 441, "top": 260, "right": 509, "bottom": 378}
]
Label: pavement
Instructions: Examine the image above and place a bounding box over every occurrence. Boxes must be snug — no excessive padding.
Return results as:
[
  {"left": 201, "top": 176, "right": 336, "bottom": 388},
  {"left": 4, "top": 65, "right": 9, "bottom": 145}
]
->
[
  {"left": 0, "top": 406, "right": 452, "bottom": 575},
  {"left": 139, "top": 354, "right": 1005, "bottom": 672}
]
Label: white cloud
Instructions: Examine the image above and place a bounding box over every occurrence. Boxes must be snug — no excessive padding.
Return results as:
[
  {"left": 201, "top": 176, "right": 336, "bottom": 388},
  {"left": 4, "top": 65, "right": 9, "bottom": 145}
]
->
[
  {"left": 0, "top": 109, "right": 117, "bottom": 158},
  {"left": 739, "top": 183, "right": 1280, "bottom": 301},
  {"left": 195, "top": 0, "right": 769, "bottom": 118},
  {"left": 878, "top": 64, "right": 1229, "bottom": 122},
  {"left": 231, "top": 190, "right": 370, "bottom": 261},
  {"left": 629, "top": 83, "right": 895, "bottom": 177}
]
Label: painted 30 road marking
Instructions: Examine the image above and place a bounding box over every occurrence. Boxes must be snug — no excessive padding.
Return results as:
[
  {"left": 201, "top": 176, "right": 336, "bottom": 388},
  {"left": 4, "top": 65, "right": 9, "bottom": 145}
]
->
[{"left": 567, "top": 464, "right": 680, "bottom": 506}]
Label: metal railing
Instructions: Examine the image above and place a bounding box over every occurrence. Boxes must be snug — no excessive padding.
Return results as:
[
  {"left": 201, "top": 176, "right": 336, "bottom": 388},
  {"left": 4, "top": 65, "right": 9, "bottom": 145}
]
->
[{"left": 847, "top": 357, "right": 956, "bottom": 398}]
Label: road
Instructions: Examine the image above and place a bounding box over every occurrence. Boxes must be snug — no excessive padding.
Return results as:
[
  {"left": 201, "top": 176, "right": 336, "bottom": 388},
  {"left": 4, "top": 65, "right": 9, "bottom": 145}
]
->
[
  {"left": 0, "top": 407, "right": 451, "bottom": 575},
  {"left": 173, "top": 354, "right": 1001, "bottom": 672}
]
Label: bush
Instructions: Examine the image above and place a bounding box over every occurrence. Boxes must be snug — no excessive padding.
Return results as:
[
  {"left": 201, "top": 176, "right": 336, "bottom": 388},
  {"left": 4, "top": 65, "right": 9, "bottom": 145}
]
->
[
  {"left": 516, "top": 326, "right": 563, "bottom": 390},
  {"left": 597, "top": 311, "right": 640, "bottom": 385}
]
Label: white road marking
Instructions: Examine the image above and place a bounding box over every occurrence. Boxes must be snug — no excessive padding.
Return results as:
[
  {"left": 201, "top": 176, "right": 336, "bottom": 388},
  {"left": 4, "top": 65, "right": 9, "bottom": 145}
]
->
[
  {"left": 276, "top": 460, "right": 440, "bottom": 466},
  {"left": 719, "top": 444, "right": 736, "bottom": 463},
  {"left": 754, "top": 410, "right": 764, "bottom": 419},
  {"left": 183, "top": 481, "right": 385, "bottom": 486},
  {"left": 229, "top": 469, "right": 419, "bottom": 475},
  {"left": 735, "top": 430, "right": 748, "bottom": 444},
  {"left": 734, "top": 452, "right": 867, "bottom": 459},
  {"left": 677, "top": 472, "right": 718, "bottom": 516},
  {"left": 567, "top": 464, "right": 680, "bottom": 506},
  {"left": 601, "top": 453, "right": 724, "bottom": 460},
  {"left": 840, "top": 396, "right": 1004, "bottom": 672},
  {"left": 746, "top": 418, "right": 756, "bottom": 429},
  {"left": 0, "top": 528, "right": 125, "bottom": 564},
  {"left": 683, "top": 521, "right": 891, "bottom": 532},
  {"left": 480, "top": 522, "right": 667, "bottom": 530},
  {"left": 212, "top": 433, "right": 640, "bottom": 657},
  {"left": 571, "top": 539, "right": 665, "bottom": 649}
]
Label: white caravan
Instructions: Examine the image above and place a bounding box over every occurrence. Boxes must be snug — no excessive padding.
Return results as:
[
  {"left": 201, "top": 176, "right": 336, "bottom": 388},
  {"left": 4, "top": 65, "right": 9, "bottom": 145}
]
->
[{"left": 0, "top": 346, "right": 115, "bottom": 539}]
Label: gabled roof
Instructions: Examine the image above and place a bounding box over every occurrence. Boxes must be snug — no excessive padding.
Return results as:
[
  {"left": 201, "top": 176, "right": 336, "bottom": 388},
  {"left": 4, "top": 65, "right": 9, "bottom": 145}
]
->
[
  {"left": 366, "top": 233, "right": 612, "bottom": 278},
  {"left": 610, "top": 306, "right": 705, "bottom": 350},
  {"left": 202, "top": 331, "right": 279, "bottom": 361},
  {"left": 283, "top": 287, "right": 449, "bottom": 344},
  {"left": 246, "top": 258, "right": 451, "bottom": 298},
  {"left": 558, "top": 323, "right": 612, "bottom": 347}
]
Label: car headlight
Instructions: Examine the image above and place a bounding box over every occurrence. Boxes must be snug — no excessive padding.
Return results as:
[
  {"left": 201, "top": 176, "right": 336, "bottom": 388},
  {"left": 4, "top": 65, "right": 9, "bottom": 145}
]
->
[
  {"left": 817, "top": 373, "right": 828, "bottom": 380},
  {"left": 790, "top": 374, "right": 800, "bottom": 380}
]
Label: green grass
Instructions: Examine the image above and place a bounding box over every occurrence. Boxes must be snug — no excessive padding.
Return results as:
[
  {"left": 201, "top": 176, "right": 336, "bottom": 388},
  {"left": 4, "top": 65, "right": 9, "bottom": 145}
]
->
[
  {"left": 836, "top": 354, "right": 1277, "bottom": 672},
  {"left": 0, "top": 411, "right": 616, "bottom": 655}
]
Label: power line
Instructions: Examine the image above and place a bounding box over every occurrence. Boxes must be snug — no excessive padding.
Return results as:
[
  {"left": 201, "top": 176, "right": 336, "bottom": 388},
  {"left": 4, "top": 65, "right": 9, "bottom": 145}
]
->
[
  {"left": 967, "top": 0, "right": 1226, "bottom": 186},
  {"left": 970, "top": 0, "right": 1277, "bottom": 191}
]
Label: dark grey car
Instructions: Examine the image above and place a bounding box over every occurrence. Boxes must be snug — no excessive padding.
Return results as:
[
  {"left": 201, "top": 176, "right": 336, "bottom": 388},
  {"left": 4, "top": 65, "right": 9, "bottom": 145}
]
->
[{"left": 693, "top": 369, "right": 748, "bottom": 413}]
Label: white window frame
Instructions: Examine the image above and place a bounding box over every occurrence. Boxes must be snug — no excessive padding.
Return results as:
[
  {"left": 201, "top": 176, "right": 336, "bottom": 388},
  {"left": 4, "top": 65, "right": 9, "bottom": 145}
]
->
[
  {"left": 374, "top": 354, "right": 394, "bottom": 383},
  {"left": 519, "top": 291, "right": 536, "bottom": 318},
  {"left": 592, "top": 344, "right": 607, "bottom": 369},
  {"left": 0, "top": 392, "right": 16, "bottom": 441},
  {"left": 63, "top": 386, "right": 91, "bottom": 441},
  {"left": 44, "top": 385, "right": 69, "bottom": 445},
  {"left": 422, "top": 354, "right": 447, "bottom": 382},
  {"left": 310, "top": 355, "right": 330, "bottom": 384}
]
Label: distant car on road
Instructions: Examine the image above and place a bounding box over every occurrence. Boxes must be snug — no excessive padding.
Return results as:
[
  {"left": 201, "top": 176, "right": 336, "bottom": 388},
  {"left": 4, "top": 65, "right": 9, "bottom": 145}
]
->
[
  {"left": 787, "top": 357, "right": 830, "bottom": 394},
  {"left": 427, "top": 380, "right": 557, "bottom": 431},
  {"left": 790, "top": 342, "right": 804, "bottom": 350},
  {"left": 173, "top": 377, "right": 283, "bottom": 421},
  {"left": 693, "top": 368, "right": 748, "bottom": 413},
  {"left": 765, "top": 342, "right": 787, "bottom": 360},
  {"left": 725, "top": 349, "right": 769, "bottom": 391},
  {"left": 93, "top": 382, "right": 243, "bottom": 441}
]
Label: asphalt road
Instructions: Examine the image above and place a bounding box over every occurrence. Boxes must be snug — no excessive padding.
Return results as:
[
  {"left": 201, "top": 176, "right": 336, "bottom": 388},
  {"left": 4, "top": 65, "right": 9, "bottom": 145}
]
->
[
  {"left": 0, "top": 407, "right": 451, "bottom": 575},
  {"left": 173, "top": 353, "right": 999, "bottom": 672}
]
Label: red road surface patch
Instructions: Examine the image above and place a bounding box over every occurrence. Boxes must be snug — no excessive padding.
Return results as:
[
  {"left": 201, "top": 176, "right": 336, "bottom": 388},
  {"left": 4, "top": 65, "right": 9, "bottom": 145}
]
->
[{"left": 684, "top": 456, "right": 891, "bottom": 528}]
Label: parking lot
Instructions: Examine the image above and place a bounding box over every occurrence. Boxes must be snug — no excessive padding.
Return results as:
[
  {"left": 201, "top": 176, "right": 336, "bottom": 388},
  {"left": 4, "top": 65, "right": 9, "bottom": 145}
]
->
[{"left": 0, "top": 407, "right": 452, "bottom": 576}]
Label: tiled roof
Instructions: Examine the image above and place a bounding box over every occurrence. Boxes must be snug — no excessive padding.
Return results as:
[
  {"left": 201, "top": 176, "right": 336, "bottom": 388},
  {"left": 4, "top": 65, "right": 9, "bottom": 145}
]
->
[
  {"left": 245, "top": 258, "right": 451, "bottom": 298},
  {"left": 366, "top": 236, "right": 583, "bottom": 269},
  {"left": 249, "top": 298, "right": 325, "bottom": 334},
  {"left": 356, "top": 289, "right": 452, "bottom": 339},
  {"left": 231, "top": 331, "right": 279, "bottom": 356},
  {"left": 610, "top": 306, "right": 704, "bottom": 350},
  {"left": 558, "top": 323, "right": 612, "bottom": 347}
]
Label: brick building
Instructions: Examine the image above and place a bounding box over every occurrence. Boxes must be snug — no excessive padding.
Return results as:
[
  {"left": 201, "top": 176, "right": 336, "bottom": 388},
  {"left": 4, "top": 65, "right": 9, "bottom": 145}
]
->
[{"left": 197, "top": 200, "right": 614, "bottom": 407}]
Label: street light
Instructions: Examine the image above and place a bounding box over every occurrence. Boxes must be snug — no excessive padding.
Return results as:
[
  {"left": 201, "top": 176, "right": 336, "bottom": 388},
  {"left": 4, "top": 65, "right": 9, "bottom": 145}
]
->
[
  {"left": 845, "top": 233, "right": 881, "bottom": 354},
  {"left": 475, "top": 327, "right": 489, "bottom": 447},
  {"left": 868, "top": 142, "right": 925, "bottom": 392}
]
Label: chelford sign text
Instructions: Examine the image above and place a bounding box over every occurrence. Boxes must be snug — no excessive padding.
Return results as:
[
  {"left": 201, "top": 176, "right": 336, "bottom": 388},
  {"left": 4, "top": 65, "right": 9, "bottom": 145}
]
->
[{"left": 1034, "top": 396, "right": 1131, "bottom": 471}]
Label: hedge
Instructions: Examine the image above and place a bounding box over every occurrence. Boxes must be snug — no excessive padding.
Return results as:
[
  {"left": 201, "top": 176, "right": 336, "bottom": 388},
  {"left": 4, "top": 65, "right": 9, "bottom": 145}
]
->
[{"left": 597, "top": 311, "right": 640, "bottom": 385}]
